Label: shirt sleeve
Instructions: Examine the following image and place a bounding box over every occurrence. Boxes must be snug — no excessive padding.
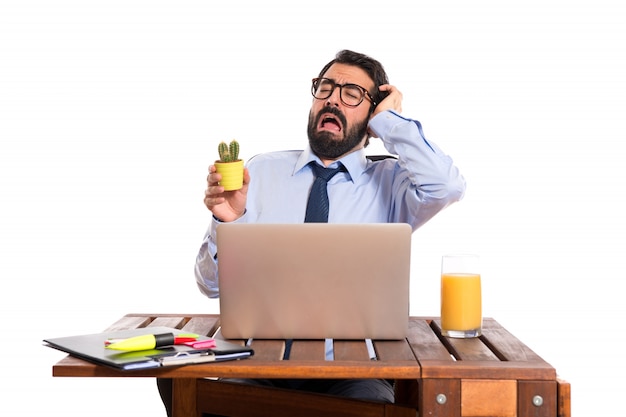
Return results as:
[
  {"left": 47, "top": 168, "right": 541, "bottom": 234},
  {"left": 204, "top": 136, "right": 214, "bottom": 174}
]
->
[
  {"left": 194, "top": 218, "right": 220, "bottom": 298},
  {"left": 369, "top": 110, "right": 467, "bottom": 229},
  {"left": 195, "top": 210, "right": 252, "bottom": 298}
]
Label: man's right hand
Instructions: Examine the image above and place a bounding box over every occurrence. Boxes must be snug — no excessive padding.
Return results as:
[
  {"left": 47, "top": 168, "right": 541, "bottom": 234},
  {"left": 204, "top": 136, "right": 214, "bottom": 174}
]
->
[{"left": 204, "top": 165, "right": 250, "bottom": 222}]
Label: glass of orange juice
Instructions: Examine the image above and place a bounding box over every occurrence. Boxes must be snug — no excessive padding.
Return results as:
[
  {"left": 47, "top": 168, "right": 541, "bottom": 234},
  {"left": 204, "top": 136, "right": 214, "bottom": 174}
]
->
[{"left": 441, "top": 254, "right": 482, "bottom": 338}]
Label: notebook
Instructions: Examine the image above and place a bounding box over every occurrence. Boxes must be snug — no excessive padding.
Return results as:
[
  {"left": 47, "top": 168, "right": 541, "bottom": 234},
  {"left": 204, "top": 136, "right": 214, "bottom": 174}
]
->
[
  {"left": 44, "top": 326, "right": 254, "bottom": 371},
  {"left": 216, "top": 223, "right": 412, "bottom": 340}
]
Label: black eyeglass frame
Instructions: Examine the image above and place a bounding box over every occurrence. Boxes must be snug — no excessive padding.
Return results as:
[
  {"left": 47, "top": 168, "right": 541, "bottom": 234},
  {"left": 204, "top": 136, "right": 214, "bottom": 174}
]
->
[{"left": 311, "top": 77, "right": 377, "bottom": 107}]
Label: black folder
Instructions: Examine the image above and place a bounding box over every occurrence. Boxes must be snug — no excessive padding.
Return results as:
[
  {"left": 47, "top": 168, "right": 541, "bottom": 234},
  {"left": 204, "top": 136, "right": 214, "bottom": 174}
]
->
[{"left": 44, "top": 326, "right": 253, "bottom": 370}]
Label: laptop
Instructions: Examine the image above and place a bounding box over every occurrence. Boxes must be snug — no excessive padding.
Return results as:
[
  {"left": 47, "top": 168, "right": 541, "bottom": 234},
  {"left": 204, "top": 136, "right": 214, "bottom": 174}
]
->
[{"left": 216, "top": 223, "right": 412, "bottom": 340}]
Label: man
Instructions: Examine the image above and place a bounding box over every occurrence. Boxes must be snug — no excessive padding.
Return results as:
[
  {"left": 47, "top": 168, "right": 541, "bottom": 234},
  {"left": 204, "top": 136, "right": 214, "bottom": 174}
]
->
[{"left": 159, "top": 49, "right": 466, "bottom": 414}]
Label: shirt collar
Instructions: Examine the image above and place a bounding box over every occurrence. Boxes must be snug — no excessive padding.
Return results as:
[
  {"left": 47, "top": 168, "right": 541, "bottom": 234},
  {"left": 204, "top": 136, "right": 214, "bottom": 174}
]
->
[{"left": 294, "top": 146, "right": 368, "bottom": 182}]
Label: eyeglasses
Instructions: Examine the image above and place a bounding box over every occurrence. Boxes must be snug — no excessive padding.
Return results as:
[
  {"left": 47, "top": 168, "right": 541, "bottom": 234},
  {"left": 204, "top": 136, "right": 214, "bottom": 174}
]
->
[{"left": 311, "top": 77, "right": 377, "bottom": 107}]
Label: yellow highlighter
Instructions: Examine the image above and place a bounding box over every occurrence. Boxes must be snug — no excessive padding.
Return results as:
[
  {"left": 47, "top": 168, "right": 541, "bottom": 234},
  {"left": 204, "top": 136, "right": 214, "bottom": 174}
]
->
[{"left": 105, "top": 333, "right": 198, "bottom": 351}]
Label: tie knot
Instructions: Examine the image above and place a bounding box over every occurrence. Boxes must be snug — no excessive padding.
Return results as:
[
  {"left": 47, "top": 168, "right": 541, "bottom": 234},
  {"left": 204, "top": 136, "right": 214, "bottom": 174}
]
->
[{"left": 310, "top": 162, "right": 345, "bottom": 183}]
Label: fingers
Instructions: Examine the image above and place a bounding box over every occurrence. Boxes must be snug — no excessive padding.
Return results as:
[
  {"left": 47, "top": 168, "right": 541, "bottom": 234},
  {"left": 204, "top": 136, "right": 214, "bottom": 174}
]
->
[
  {"left": 204, "top": 183, "right": 225, "bottom": 208},
  {"left": 207, "top": 165, "right": 220, "bottom": 186},
  {"left": 204, "top": 193, "right": 225, "bottom": 210},
  {"left": 204, "top": 166, "right": 250, "bottom": 212},
  {"left": 242, "top": 167, "right": 250, "bottom": 187},
  {"left": 376, "top": 84, "right": 403, "bottom": 114},
  {"left": 379, "top": 84, "right": 401, "bottom": 96},
  {"left": 204, "top": 165, "right": 224, "bottom": 209}
]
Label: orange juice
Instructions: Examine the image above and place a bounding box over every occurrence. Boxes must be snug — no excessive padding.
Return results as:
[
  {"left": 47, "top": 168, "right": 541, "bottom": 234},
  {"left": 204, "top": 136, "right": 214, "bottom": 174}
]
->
[{"left": 441, "top": 273, "right": 482, "bottom": 334}]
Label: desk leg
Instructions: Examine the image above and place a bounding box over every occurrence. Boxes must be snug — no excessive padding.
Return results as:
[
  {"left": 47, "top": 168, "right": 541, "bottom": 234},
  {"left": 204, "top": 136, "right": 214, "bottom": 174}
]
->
[
  {"left": 172, "top": 378, "right": 199, "bottom": 417},
  {"left": 419, "top": 379, "right": 460, "bottom": 417},
  {"left": 518, "top": 380, "right": 557, "bottom": 417}
]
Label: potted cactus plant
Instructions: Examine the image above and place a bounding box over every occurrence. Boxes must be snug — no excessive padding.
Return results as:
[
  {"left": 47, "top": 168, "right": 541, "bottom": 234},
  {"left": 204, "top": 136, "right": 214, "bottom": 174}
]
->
[{"left": 214, "top": 139, "right": 244, "bottom": 191}]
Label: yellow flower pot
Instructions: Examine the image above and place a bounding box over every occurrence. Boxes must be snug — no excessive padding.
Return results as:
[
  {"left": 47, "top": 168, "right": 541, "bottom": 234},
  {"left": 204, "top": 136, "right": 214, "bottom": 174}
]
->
[{"left": 215, "top": 160, "right": 244, "bottom": 191}]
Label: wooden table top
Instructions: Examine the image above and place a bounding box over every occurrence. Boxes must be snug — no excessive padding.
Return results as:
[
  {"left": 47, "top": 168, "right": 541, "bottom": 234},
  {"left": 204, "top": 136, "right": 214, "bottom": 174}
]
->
[{"left": 52, "top": 314, "right": 556, "bottom": 381}]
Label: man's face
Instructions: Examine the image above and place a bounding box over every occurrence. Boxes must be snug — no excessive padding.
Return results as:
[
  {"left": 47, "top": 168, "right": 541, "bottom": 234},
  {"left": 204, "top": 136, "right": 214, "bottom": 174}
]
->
[{"left": 307, "top": 63, "right": 375, "bottom": 160}]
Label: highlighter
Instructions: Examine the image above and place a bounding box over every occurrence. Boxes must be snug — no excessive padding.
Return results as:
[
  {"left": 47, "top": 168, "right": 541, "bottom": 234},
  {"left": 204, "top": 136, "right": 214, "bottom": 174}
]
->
[{"left": 106, "top": 333, "right": 198, "bottom": 351}]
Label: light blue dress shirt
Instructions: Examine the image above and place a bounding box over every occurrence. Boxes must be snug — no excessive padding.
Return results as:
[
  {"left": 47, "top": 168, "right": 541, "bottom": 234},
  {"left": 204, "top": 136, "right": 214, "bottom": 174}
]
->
[{"left": 195, "top": 110, "right": 466, "bottom": 298}]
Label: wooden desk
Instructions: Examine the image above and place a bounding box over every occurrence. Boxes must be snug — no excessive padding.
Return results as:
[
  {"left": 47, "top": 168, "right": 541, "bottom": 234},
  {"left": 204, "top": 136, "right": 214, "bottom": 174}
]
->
[{"left": 52, "top": 314, "right": 570, "bottom": 417}]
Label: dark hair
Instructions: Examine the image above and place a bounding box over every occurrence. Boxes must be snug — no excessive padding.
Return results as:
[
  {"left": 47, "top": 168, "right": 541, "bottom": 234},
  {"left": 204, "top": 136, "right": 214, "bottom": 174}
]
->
[{"left": 317, "top": 50, "right": 390, "bottom": 107}]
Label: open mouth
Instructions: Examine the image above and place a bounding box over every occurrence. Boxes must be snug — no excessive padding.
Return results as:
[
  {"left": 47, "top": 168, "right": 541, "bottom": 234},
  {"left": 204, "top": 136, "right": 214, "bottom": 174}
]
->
[{"left": 317, "top": 113, "right": 343, "bottom": 133}]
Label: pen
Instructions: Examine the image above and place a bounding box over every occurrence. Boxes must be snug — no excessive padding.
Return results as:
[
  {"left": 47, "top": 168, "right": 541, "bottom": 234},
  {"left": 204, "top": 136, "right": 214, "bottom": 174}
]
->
[
  {"left": 160, "top": 351, "right": 217, "bottom": 366},
  {"left": 105, "top": 333, "right": 199, "bottom": 351}
]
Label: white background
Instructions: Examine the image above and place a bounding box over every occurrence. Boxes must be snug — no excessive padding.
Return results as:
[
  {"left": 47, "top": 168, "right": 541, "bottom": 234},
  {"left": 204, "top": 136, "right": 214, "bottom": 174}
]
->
[{"left": 1, "top": 1, "right": 624, "bottom": 415}]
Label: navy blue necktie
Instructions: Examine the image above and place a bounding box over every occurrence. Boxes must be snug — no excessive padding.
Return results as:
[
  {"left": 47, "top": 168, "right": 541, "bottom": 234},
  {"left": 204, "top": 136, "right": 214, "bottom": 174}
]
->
[
  {"left": 304, "top": 163, "right": 345, "bottom": 223},
  {"left": 283, "top": 163, "right": 344, "bottom": 363}
]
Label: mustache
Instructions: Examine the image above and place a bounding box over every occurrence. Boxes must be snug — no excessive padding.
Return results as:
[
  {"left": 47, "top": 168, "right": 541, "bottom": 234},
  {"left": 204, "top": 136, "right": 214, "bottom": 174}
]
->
[{"left": 315, "top": 105, "right": 347, "bottom": 127}]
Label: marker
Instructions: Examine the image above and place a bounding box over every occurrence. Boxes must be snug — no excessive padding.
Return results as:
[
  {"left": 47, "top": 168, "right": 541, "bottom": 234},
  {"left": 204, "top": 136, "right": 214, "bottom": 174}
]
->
[
  {"left": 104, "top": 334, "right": 199, "bottom": 346},
  {"left": 184, "top": 339, "right": 217, "bottom": 349},
  {"left": 105, "top": 333, "right": 199, "bottom": 351}
]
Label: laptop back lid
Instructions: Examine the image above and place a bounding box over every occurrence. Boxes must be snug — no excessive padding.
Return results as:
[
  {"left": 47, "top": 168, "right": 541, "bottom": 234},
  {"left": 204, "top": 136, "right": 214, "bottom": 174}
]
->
[{"left": 216, "top": 223, "right": 411, "bottom": 340}]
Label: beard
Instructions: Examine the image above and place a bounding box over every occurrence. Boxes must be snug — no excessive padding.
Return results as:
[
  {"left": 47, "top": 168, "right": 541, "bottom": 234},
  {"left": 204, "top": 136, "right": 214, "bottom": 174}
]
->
[{"left": 307, "top": 107, "right": 369, "bottom": 160}]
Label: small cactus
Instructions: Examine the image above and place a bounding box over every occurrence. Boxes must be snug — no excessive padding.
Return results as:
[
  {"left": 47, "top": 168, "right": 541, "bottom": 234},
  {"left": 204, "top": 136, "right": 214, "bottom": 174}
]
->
[
  {"left": 229, "top": 140, "right": 239, "bottom": 161},
  {"left": 218, "top": 140, "right": 240, "bottom": 162}
]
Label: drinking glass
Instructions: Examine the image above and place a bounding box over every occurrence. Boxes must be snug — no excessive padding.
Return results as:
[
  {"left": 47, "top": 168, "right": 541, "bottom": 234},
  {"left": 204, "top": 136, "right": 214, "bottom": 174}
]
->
[{"left": 441, "top": 254, "right": 482, "bottom": 338}]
